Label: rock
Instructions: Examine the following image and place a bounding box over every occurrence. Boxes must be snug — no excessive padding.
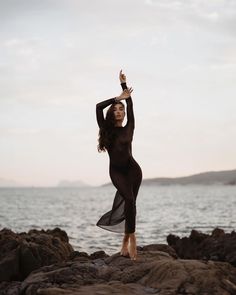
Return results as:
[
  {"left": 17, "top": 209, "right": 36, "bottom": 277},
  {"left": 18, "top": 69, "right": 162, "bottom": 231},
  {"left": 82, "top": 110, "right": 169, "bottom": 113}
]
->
[
  {"left": 0, "top": 228, "right": 74, "bottom": 282},
  {"left": 167, "top": 227, "right": 236, "bottom": 267},
  {"left": 141, "top": 243, "right": 178, "bottom": 259},
  {"left": 90, "top": 250, "right": 109, "bottom": 260},
  {"left": 0, "top": 281, "right": 21, "bottom": 295},
  {"left": 36, "top": 283, "right": 159, "bottom": 295},
  {"left": 19, "top": 247, "right": 236, "bottom": 295},
  {"left": 1, "top": 227, "right": 236, "bottom": 295}
]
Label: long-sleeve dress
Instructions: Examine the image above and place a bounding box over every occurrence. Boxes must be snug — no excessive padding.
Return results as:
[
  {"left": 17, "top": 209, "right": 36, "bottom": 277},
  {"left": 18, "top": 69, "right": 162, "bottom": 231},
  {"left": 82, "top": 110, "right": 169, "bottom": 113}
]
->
[{"left": 96, "top": 82, "right": 142, "bottom": 234}]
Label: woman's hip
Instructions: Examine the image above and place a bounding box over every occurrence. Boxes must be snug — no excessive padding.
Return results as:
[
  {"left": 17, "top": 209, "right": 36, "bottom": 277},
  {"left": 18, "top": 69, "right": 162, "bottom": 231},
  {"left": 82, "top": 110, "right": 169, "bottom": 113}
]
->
[{"left": 109, "top": 157, "right": 142, "bottom": 182}]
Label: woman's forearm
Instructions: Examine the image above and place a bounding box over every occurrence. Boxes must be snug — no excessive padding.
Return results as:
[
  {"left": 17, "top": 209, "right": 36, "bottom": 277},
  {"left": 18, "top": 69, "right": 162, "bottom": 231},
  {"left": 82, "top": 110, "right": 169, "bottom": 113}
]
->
[
  {"left": 96, "top": 97, "right": 116, "bottom": 110},
  {"left": 121, "top": 82, "right": 128, "bottom": 90},
  {"left": 96, "top": 97, "right": 116, "bottom": 128}
]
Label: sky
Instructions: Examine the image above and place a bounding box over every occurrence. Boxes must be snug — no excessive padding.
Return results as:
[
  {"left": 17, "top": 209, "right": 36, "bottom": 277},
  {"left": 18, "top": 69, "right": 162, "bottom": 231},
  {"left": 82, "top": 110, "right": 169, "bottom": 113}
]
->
[{"left": 0, "top": 0, "right": 236, "bottom": 186}]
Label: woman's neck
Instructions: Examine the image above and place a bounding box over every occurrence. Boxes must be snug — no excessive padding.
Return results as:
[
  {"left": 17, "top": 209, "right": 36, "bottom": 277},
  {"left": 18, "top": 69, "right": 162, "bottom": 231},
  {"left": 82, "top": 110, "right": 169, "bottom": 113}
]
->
[{"left": 115, "top": 121, "right": 123, "bottom": 127}]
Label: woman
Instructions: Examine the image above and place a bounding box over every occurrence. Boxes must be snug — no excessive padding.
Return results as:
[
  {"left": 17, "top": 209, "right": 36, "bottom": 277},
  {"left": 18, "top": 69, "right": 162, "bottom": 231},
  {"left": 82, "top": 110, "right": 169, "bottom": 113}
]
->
[{"left": 96, "top": 70, "right": 142, "bottom": 260}]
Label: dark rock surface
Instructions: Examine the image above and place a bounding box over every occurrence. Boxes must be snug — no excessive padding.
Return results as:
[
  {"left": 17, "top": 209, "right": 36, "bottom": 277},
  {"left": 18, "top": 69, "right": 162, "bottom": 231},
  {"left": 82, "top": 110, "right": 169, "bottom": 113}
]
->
[
  {"left": 6, "top": 247, "right": 236, "bottom": 295},
  {"left": 0, "top": 228, "right": 73, "bottom": 282},
  {"left": 167, "top": 227, "right": 236, "bottom": 267},
  {"left": 1, "top": 228, "right": 236, "bottom": 295}
]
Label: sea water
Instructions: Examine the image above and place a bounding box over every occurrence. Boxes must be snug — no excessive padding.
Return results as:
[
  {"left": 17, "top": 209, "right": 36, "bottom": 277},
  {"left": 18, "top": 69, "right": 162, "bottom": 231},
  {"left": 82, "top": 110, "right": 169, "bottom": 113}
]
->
[{"left": 0, "top": 185, "right": 235, "bottom": 255}]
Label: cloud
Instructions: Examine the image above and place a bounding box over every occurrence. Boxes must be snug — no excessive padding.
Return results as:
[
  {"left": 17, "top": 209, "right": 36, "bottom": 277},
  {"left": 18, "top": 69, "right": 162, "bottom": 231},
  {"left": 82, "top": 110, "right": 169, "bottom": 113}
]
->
[{"left": 144, "top": 0, "right": 236, "bottom": 36}]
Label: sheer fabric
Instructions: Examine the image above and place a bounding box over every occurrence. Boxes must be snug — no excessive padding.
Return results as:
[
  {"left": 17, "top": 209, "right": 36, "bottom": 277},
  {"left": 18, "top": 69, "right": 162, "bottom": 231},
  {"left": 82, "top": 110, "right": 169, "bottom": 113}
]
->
[{"left": 96, "top": 83, "right": 142, "bottom": 233}]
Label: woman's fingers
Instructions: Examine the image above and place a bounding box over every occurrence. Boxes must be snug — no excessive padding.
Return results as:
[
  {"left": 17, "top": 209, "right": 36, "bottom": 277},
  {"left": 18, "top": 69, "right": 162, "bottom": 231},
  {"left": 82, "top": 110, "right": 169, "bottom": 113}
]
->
[
  {"left": 120, "top": 69, "right": 124, "bottom": 78},
  {"left": 119, "top": 69, "right": 127, "bottom": 81},
  {"left": 124, "top": 88, "right": 133, "bottom": 94}
]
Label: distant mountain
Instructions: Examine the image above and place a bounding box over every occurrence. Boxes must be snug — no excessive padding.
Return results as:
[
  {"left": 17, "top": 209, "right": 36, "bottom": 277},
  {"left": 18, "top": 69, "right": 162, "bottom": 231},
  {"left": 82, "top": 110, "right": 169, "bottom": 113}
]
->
[
  {"left": 102, "top": 169, "right": 236, "bottom": 186},
  {"left": 57, "top": 180, "right": 91, "bottom": 188},
  {"left": 143, "top": 169, "right": 236, "bottom": 186},
  {"left": 0, "top": 178, "right": 20, "bottom": 187}
]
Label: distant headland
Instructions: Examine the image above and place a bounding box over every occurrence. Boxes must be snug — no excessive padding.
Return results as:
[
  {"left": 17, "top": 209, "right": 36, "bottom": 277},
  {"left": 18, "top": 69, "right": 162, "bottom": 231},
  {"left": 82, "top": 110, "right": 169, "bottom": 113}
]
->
[
  {"left": 1, "top": 168, "right": 236, "bottom": 187},
  {"left": 101, "top": 168, "right": 236, "bottom": 186}
]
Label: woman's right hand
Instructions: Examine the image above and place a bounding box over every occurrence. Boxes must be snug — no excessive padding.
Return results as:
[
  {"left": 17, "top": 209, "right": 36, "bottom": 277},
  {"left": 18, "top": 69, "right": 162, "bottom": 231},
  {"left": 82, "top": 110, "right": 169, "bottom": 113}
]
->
[{"left": 117, "top": 88, "right": 133, "bottom": 101}]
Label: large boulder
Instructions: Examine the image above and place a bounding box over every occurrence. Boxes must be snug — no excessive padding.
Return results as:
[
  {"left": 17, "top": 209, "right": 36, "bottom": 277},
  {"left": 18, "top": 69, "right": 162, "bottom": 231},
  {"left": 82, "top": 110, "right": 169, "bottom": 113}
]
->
[
  {"left": 17, "top": 246, "right": 236, "bottom": 295},
  {"left": 0, "top": 228, "right": 73, "bottom": 282},
  {"left": 167, "top": 227, "right": 236, "bottom": 266}
]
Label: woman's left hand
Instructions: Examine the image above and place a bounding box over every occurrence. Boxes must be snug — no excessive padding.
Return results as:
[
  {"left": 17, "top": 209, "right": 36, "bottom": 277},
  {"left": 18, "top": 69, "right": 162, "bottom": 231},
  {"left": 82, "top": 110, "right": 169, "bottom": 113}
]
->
[{"left": 119, "top": 69, "right": 126, "bottom": 83}]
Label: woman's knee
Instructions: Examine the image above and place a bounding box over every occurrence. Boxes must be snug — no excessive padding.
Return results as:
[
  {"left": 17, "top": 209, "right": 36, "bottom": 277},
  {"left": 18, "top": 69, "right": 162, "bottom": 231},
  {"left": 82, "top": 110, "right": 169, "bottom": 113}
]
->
[
  {"left": 124, "top": 195, "right": 136, "bottom": 211},
  {"left": 120, "top": 193, "right": 134, "bottom": 206}
]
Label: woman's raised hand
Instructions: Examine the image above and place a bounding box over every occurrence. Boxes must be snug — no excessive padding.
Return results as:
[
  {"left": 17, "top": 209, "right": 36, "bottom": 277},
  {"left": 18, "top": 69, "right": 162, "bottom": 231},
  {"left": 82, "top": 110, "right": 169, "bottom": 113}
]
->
[
  {"left": 119, "top": 69, "right": 126, "bottom": 83},
  {"left": 117, "top": 87, "right": 133, "bottom": 101}
]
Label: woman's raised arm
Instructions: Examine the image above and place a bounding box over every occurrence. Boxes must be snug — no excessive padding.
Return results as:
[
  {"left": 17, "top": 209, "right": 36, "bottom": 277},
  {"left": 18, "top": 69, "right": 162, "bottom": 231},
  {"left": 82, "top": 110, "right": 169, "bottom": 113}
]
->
[
  {"left": 124, "top": 90, "right": 135, "bottom": 129},
  {"left": 119, "top": 72, "right": 135, "bottom": 129},
  {"left": 96, "top": 98, "right": 116, "bottom": 128}
]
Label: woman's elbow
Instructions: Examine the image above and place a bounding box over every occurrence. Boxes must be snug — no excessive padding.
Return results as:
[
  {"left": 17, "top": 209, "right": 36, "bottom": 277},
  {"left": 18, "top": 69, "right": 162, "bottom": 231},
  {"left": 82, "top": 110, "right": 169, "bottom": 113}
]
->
[
  {"left": 96, "top": 103, "right": 100, "bottom": 111},
  {"left": 96, "top": 102, "right": 102, "bottom": 109}
]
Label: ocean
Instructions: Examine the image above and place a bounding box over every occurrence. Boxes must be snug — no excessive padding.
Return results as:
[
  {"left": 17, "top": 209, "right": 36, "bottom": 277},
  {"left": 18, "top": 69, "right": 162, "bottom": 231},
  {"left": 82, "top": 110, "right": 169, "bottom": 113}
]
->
[{"left": 0, "top": 185, "right": 235, "bottom": 255}]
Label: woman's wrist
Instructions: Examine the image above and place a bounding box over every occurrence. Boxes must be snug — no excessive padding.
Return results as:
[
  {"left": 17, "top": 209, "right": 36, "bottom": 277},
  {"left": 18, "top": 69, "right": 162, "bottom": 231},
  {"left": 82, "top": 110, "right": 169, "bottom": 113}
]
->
[{"left": 114, "top": 96, "right": 120, "bottom": 102}]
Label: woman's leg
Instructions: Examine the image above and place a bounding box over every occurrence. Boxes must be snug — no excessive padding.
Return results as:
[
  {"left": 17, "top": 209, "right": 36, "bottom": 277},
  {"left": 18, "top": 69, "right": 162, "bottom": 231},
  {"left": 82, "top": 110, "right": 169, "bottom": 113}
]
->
[
  {"left": 129, "top": 158, "right": 143, "bottom": 201},
  {"left": 120, "top": 233, "right": 130, "bottom": 256},
  {"left": 109, "top": 164, "right": 139, "bottom": 260},
  {"left": 109, "top": 165, "right": 136, "bottom": 234},
  {"left": 127, "top": 159, "right": 143, "bottom": 260}
]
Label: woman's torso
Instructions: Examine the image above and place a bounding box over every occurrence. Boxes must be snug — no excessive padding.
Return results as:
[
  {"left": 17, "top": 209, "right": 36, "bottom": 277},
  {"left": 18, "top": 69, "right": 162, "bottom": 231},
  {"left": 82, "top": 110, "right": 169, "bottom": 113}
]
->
[{"left": 107, "top": 126, "right": 134, "bottom": 168}]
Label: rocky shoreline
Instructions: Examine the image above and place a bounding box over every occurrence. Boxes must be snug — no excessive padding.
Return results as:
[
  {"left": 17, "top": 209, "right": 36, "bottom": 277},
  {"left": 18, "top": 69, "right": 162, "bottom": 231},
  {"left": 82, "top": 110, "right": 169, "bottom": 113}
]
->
[{"left": 0, "top": 227, "right": 236, "bottom": 295}]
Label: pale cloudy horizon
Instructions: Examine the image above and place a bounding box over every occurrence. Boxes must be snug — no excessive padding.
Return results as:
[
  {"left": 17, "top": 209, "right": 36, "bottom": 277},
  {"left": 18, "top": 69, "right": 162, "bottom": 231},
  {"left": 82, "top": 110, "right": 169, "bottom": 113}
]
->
[{"left": 0, "top": 0, "right": 236, "bottom": 186}]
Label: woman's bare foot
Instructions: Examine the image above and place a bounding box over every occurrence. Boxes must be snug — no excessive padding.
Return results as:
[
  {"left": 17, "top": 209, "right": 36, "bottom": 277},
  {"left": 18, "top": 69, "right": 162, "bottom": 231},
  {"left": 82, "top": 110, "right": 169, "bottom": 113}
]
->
[
  {"left": 120, "top": 233, "right": 129, "bottom": 256},
  {"left": 128, "top": 233, "right": 137, "bottom": 260}
]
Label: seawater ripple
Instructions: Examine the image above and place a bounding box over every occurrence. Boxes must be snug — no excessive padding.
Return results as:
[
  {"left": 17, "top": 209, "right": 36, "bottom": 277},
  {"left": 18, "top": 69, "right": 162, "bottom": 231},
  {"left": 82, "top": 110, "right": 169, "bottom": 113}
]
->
[{"left": 0, "top": 185, "right": 235, "bottom": 255}]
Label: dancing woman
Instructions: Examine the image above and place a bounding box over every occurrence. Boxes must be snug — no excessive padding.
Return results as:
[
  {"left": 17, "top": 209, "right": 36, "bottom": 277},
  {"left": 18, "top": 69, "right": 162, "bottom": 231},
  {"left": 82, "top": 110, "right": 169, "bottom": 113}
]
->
[{"left": 96, "top": 70, "right": 142, "bottom": 260}]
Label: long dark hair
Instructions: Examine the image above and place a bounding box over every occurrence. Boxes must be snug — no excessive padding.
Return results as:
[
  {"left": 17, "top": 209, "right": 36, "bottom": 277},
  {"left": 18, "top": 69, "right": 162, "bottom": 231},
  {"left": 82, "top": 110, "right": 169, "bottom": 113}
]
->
[{"left": 97, "top": 101, "right": 125, "bottom": 152}]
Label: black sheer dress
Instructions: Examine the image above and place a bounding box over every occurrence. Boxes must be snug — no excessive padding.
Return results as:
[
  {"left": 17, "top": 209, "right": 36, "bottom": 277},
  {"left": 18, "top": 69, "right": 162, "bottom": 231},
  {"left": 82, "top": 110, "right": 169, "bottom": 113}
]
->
[{"left": 96, "top": 82, "right": 142, "bottom": 234}]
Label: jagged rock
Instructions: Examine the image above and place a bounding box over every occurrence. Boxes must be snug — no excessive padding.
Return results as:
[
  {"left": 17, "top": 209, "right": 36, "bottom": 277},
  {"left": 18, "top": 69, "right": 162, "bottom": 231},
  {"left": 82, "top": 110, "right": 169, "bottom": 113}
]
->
[
  {"left": 1, "top": 227, "right": 236, "bottom": 295},
  {"left": 18, "top": 246, "right": 236, "bottom": 295},
  {"left": 167, "top": 227, "right": 236, "bottom": 266},
  {"left": 0, "top": 228, "right": 73, "bottom": 282}
]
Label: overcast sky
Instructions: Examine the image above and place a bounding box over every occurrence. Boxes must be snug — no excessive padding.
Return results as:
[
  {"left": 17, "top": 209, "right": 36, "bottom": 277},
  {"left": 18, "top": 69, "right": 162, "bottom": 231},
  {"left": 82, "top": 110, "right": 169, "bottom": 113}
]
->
[{"left": 0, "top": 0, "right": 236, "bottom": 186}]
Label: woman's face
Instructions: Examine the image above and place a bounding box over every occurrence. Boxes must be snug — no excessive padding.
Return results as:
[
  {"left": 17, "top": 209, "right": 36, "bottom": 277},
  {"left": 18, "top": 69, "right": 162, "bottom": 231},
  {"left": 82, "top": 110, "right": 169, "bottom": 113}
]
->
[{"left": 113, "top": 103, "right": 125, "bottom": 122}]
